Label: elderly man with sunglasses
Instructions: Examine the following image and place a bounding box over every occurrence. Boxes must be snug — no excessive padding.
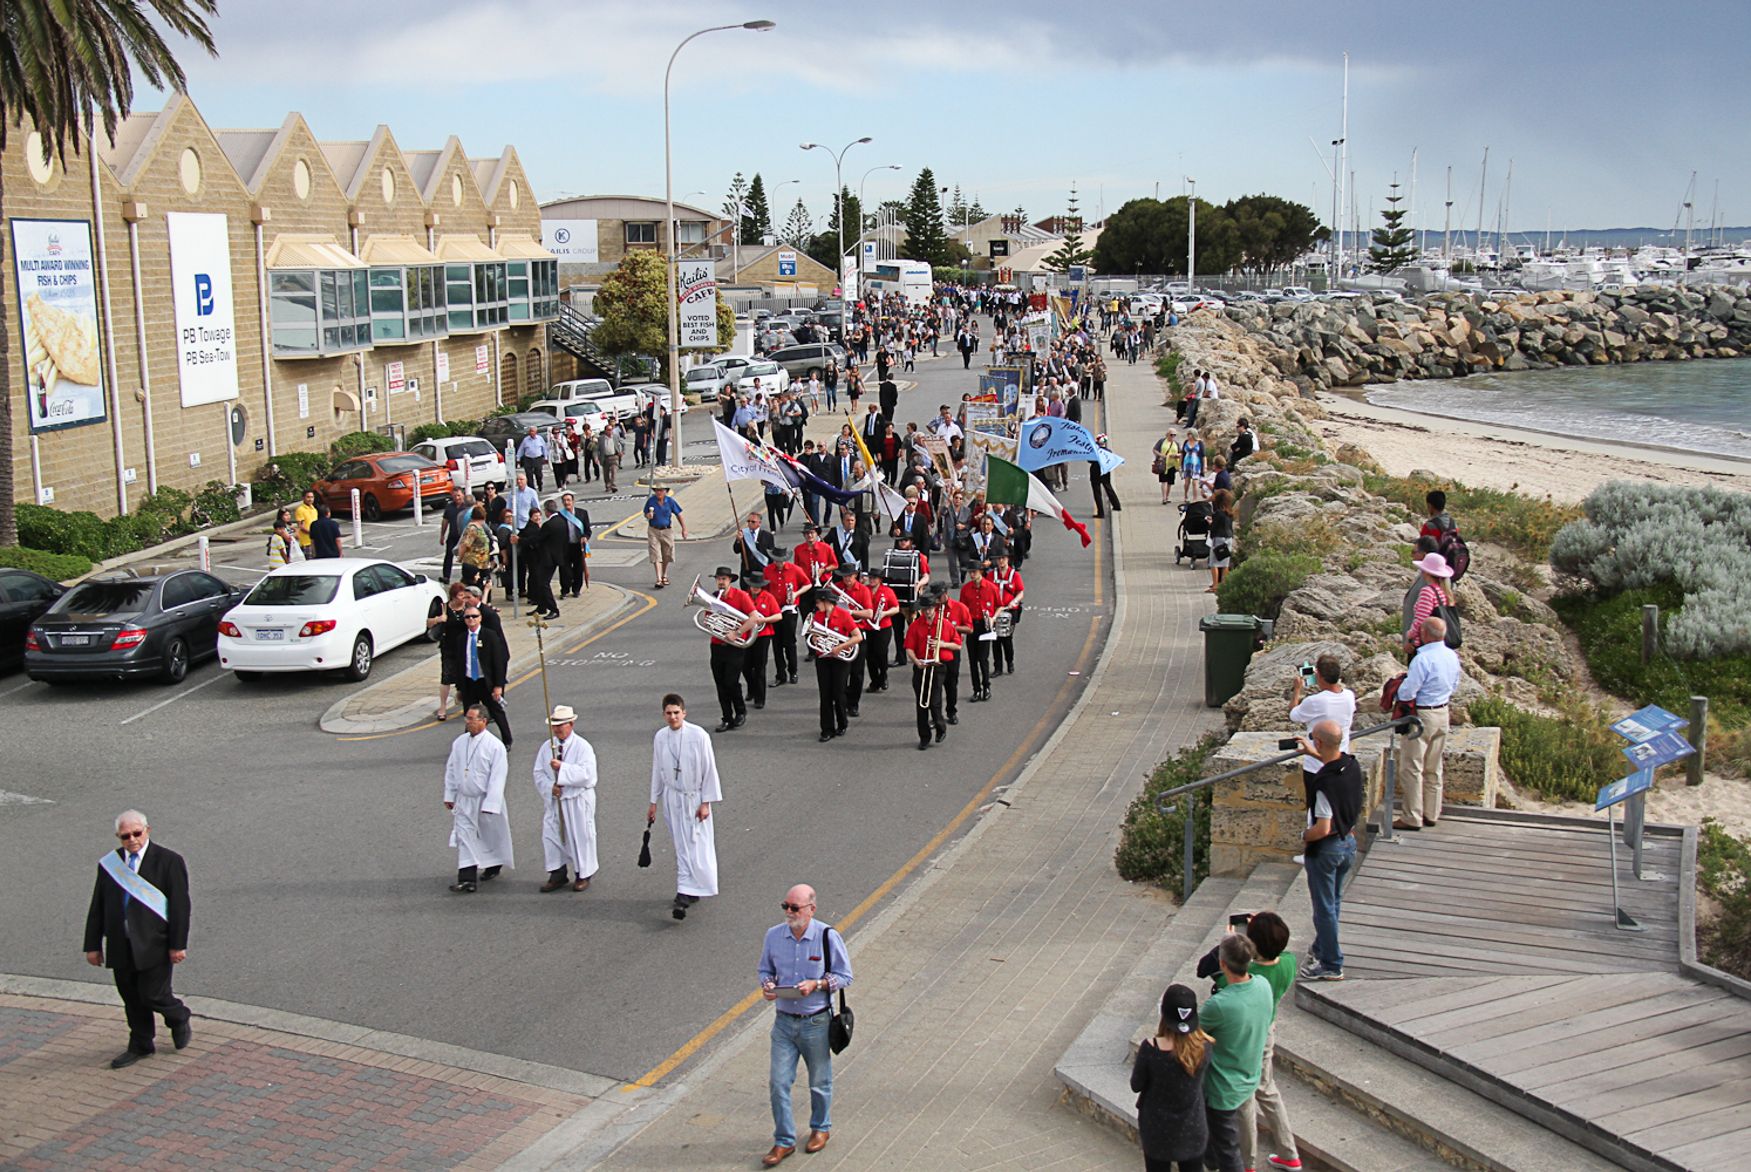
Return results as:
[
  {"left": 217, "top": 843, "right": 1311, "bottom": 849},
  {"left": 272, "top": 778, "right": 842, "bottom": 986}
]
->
[
  {"left": 757, "top": 884, "right": 854, "bottom": 1167},
  {"left": 84, "top": 810, "right": 193, "bottom": 1068}
]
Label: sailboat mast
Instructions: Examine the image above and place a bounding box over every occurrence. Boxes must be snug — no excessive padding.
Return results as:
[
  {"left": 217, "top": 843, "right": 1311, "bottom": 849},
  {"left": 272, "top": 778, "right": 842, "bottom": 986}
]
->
[
  {"left": 1443, "top": 165, "right": 1453, "bottom": 262},
  {"left": 1338, "top": 51, "right": 1349, "bottom": 279},
  {"left": 1476, "top": 147, "right": 1489, "bottom": 263},
  {"left": 1500, "top": 160, "right": 1513, "bottom": 267},
  {"left": 1409, "top": 147, "right": 1420, "bottom": 255}
]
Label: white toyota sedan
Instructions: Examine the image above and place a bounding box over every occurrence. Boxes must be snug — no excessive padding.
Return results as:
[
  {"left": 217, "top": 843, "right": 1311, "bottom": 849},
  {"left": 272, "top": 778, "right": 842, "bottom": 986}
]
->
[{"left": 218, "top": 558, "right": 444, "bottom": 682}]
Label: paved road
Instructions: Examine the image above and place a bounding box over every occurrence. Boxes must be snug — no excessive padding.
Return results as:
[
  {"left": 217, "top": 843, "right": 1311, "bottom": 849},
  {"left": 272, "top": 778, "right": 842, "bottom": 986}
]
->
[{"left": 0, "top": 354, "right": 1114, "bottom": 1088}]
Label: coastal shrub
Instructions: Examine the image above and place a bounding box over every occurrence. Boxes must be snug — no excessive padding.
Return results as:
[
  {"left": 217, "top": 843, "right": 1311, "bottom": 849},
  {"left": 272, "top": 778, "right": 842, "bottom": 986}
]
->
[
  {"left": 1242, "top": 515, "right": 1345, "bottom": 566},
  {"left": 1551, "top": 482, "right": 1751, "bottom": 659},
  {"left": 409, "top": 422, "right": 452, "bottom": 445},
  {"left": 1468, "top": 695, "right": 1626, "bottom": 803},
  {"left": 329, "top": 430, "right": 396, "bottom": 459},
  {"left": 1115, "top": 733, "right": 1223, "bottom": 891},
  {"left": 0, "top": 546, "right": 92, "bottom": 580},
  {"left": 252, "top": 453, "right": 335, "bottom": 505},
  {"left": 1217, "top": 551, "right": 1321, "bottom": 620},
  {"left": 190, "top": 481, "right": 242, "bottom": 527},
  {"left": 1155, "top": 351, "right": 1183, "bottom": 397},
  {"left": 1697, "top": 818, "right": 1751, "bottom": 980},
  {"left": 1364, "top": 471, "right": 1580, "bottom": 562}
]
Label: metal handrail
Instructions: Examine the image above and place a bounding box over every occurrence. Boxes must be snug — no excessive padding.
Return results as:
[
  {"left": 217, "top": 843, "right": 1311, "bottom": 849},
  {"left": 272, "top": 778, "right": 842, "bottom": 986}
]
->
[{"left": 1154, "top": 715, "right": 1422, "bottom": 901}]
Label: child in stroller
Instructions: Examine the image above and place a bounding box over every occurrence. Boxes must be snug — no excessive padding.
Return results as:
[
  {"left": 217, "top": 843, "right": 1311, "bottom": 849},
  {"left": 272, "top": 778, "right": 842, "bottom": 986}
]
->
[{"left": 1176, "top": 500, "right": 1213, "bottom": 566}]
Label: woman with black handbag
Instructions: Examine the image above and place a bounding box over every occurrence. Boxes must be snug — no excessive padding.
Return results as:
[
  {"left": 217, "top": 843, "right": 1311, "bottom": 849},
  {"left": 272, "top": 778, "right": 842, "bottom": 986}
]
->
[{"left": 1206, "top": 489, "right": 1235, "bottom": 594}]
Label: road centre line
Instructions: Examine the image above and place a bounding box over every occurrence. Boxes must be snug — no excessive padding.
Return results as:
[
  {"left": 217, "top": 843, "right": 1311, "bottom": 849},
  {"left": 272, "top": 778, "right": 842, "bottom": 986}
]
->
[{"left": 627, "top": 533, "right": 1108, "bottom": 1089}]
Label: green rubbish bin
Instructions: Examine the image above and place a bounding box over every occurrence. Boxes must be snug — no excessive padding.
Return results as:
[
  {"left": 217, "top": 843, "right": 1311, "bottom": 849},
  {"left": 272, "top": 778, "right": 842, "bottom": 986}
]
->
[{"left": 1199, "top": 613, "right": 1273, "bottom": 708}]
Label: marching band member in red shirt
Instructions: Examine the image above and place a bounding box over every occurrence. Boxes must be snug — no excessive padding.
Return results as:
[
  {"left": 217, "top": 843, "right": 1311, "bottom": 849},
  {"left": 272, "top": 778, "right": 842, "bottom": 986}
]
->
[
  {"left": 742, "top": 570, "right": 782, "bottom": 712},
  {"left": 990, "top": 552, "right": 1025, "bottom": 675},
  {"left": 765, "top": 553, "right": 812, "bottom": 686},
  {"left": 705, "top": 566, "right": 758, "bottom": 732},
  {"left": 805, "top": 585, "right": 862, "bottom": 742},
  {"left": 904, "top": 586, "right": 961, "bottom": 749},
  {"left": 958, "top": 563, "right": 1003, "bottom": 702},
  {"left": 834, "top": 565, "right": 875, "bottom": 718},
  {"left": 857, "top": 567, "right": 901, "bottom": 694},
  {"left": 941, "top": 589, "right": 975, "bottom": 726}
]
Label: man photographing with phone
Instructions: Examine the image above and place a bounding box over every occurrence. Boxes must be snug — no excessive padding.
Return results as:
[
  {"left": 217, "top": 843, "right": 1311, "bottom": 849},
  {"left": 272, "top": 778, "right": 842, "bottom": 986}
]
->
[{"left": 1288, "top": 654, "right": 1355, "bottom": 803}]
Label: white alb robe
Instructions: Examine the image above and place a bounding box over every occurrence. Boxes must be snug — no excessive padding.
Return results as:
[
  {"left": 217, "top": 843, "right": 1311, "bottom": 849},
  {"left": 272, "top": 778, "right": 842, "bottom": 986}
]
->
[
  {"left": 650, "top": 721, "right": 723, "bottom": 897},
  {"left": 444, "top": 730, "right": 514, "bottom": 870},
  {"left": 534, "top": 731, "right": 598, "bottom": 877}
]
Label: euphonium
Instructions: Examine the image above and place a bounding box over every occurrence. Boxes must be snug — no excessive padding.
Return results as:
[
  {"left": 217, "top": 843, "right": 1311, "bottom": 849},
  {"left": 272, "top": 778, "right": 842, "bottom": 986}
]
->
[{"left": 683, "top": 575, "right": 757, "bottom": 648}]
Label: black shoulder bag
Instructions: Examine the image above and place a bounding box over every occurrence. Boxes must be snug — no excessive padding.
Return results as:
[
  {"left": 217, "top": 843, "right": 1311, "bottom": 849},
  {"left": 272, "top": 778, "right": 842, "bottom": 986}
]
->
[{"left": 821, "top": 925, "right": 854, "bottom": 1054}]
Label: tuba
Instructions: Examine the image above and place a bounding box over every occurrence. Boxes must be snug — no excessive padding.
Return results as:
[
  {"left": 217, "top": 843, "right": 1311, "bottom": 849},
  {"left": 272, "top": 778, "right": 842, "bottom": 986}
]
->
[
  {"left": 804, "top": 613, "right": 858, "bottom": 660},
  {"left": 683, "top": 575, "right": 757, "bottom": 647},
  {"left": 993, "top": 608, "right": 1014, "bottom": 639}
]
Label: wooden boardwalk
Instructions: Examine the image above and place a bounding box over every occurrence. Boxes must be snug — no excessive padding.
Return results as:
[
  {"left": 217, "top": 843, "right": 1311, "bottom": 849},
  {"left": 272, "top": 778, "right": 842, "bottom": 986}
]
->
[{"left": 1297, "top": 809, "right": 1751, "bottom": 1172}]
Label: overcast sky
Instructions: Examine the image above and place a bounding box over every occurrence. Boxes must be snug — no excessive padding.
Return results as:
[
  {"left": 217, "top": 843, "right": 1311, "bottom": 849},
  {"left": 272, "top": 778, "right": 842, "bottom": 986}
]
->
[{"left": 146, "top": 0, "right": 1750, "bottom": 240}]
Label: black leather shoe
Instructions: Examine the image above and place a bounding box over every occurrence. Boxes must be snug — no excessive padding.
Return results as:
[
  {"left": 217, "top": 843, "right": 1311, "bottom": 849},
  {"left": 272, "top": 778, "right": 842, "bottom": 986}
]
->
[
  {"left": 753, "top": 700, "right": 765, "bottom": 710},
  {"left": 773, "top": 678, "right": 786, "bottom": 687},
  {"left": 918, "top": 739, "right": 931, "bottom": 750},
  {"left": 947, "top": 714, "right": 959, "bottom": 725},
  {"left": 110, "top": 1048, "right": 152, "bottom": 1069},
  {"left": 819, "top": 732, "right": 833, "bottom": 742},
  {"left": 172, "top": 1022, "right": 192, "bottom": 1050},
  {"left": 847, "top": 706, "right": 860, "bottom": 717},
  {"left": 935, "top": 728, "right": 947, "bottom": 743},
  {"left": 449, "top": 882, "right": 477, "bottom": 893},
  {"left": 717, "top": 720, "right": 735, "bottom": 732},
  {"left": 731, "top": 715, "right": 747, "bottom": 729}
]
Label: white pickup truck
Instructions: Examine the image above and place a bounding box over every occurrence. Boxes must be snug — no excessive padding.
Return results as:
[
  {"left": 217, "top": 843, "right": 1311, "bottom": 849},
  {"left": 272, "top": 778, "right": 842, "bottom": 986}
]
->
[{"left": 548, "top": 379, "right": 642, "bottom": 420}]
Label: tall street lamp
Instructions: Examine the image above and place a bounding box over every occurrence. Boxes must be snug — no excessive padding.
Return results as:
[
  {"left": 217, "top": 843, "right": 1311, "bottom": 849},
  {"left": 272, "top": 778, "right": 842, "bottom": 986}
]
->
[
  {"left": 666, "top": 19, "right": 775, "bottom": 463},
  {"left": 1186, "top": 177, "right": 1197, "bottom": 287},
  {"left": 857, "top": 163, "right": 901, "bottom": 281},
  {"left": 801, "top": 136, "right": 871, "bottom": 345}
]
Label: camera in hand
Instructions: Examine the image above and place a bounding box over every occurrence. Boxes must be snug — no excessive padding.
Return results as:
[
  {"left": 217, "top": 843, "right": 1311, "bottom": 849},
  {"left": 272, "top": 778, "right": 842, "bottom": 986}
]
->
[
  {"left": 1228, "top": 913, "right": 1251, "bottom": 929},
  {"left": 1277, "top": 737, "right": 1299, "bottom": 752}
]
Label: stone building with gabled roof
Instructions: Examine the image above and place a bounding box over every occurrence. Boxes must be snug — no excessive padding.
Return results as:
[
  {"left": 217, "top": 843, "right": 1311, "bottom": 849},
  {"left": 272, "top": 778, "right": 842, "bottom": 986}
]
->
[{"left": 4, "top": 96, "right": 556, "bottom": 518}]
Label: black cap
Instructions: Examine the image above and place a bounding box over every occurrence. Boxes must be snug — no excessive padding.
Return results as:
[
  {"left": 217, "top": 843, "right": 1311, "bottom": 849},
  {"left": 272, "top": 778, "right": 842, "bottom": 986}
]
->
[{"left": 1161, "top": 984, "right": 1199, "bottom": 1034}]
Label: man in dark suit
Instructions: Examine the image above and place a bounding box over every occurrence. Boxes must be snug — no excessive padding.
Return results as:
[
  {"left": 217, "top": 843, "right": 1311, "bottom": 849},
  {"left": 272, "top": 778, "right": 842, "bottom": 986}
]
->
[
  {"left": 457, "top": 603, "right": 513, "bottom": 745},
  {"left": 518, "top": 506, "right": 561, "bottom": 620},
  {"left": 84, "top": 809, "right": 192, "bottom": 1068},
  {"left": 878, "top": 377, "right": 899, "bottom": 423},
  {"left": 733, "top": 512, "right": 778, "bottom": 578}
]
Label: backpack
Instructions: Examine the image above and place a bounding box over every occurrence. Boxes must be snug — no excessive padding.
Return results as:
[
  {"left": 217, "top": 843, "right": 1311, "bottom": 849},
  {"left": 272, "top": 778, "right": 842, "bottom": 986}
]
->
[{"left": 1437, "top": 529, "right": 1471, "bottom": 584}]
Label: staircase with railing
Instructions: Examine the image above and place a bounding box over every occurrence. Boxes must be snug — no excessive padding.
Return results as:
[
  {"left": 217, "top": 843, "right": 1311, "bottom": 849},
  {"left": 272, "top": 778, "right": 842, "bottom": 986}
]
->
[{"left": 549, "top": 301, "right": 617, "bottom": 381}]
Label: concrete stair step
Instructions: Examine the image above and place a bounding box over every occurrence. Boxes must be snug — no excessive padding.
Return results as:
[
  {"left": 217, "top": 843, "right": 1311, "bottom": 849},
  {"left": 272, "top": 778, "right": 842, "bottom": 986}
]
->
[
  {"left": 1276, "top": 1065, "right": 1455, "bottom": 1172},
  {"left": 1056, "top": 873, "right": 1244, "bottom": 1141}
]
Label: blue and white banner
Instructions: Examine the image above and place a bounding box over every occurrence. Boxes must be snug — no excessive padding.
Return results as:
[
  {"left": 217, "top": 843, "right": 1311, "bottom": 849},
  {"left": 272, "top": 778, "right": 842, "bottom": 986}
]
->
[
  {"left": 98, "top": 851, "right": 169, "bottom": 921},
  {"left": 1013, "top": 416, "right": 1124, "bottom": 475}
]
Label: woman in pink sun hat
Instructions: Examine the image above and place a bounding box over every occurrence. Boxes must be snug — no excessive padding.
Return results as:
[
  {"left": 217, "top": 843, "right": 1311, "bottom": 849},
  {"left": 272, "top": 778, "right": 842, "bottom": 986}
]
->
[{"left": 1403, "top": 551, "right": 1454, "bottom": 655}]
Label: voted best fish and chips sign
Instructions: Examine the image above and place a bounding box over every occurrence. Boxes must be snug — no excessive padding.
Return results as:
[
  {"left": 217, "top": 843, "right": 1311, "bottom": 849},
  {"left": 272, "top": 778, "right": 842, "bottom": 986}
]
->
[
  {"left": 10, "top": 218, "right": 107, "bottom": 433},
  {"left": 677, "top": 259, "right": 718, "bottom": 349}
]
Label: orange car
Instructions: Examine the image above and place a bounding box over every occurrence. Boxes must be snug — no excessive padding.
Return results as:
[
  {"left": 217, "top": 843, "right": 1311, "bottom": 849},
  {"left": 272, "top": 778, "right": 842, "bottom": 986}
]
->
[{"left": 312, "top": 451, "right": 454, "bottom": 521}]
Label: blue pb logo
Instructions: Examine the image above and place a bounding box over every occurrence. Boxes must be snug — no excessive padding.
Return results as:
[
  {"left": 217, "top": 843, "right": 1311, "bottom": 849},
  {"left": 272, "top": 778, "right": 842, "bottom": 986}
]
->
[{"left": 194, "top": 273, "right": 215, "bottom": 316}]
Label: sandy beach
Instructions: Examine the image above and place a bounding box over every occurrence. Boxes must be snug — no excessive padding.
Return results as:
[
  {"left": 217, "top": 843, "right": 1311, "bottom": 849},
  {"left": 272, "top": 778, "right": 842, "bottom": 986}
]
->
[{"left": 1314, "top": 392, "right": 1751, "bottom": 504}]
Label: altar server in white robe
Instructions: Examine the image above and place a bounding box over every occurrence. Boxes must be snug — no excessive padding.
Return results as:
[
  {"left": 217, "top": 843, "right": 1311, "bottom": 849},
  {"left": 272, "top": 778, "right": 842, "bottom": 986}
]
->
[
  {"left": 534, "top": 704, "right": 599, "bottom": 893},
  {"left": 442, "top": 704, "right": 514, "bottom": 893},
  {"left": 647, "top": 692, "right": 725, "bottom": 921}
]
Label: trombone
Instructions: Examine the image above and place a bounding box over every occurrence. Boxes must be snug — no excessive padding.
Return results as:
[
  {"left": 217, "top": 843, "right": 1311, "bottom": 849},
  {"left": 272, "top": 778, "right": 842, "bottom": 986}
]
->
[
  {"left": 682, "top": 574, "right": 758, "bottom": 648},
  {"left": 917, "top": 605, "right": 946, "bottom": 709}
]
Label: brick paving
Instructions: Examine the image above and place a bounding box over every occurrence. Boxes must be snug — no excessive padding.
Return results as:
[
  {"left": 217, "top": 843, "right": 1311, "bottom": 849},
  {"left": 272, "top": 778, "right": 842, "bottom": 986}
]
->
[
  {"left": 0, "top": 995, "right": 592, "bottom": 1170},
  {"left": 594, "top": 351, "right": 1224, "bottom": 1169}
]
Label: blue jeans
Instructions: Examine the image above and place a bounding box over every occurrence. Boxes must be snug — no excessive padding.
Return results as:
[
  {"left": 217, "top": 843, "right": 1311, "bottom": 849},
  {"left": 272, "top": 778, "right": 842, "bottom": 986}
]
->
[
  {"left": 1305, "top": 833, "right": 1355, "bottom": 969},
  {"left": 770, "top": 1010, "right": 832, "bottom": 1147}
]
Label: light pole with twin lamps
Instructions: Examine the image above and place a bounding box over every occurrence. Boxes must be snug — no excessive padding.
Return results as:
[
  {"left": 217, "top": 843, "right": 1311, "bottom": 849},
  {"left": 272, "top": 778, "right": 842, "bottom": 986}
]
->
[{"left": 801, "top": 136, "right": 870, "bottom": 346}]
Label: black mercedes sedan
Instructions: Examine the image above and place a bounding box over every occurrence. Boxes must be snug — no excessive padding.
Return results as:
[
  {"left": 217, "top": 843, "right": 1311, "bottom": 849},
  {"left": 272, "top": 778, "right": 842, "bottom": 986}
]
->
[{"left": 26, "top": 570, "right": 247, "bottom": 685}]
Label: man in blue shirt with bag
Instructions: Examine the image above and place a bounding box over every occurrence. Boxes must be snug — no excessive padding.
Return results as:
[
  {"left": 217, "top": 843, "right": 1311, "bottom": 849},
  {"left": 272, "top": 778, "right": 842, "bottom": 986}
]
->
[
  {"left": 1395, "top": 614, "right": 1462, "bottom": 830},
  {"left": 757, "top": 883, "right": 853, "bottom": 1167}
]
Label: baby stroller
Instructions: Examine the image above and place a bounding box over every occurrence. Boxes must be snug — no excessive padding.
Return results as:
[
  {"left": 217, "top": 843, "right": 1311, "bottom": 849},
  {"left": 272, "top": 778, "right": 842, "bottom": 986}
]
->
[{"left": 1176, "top": 501, "right": 1213, "bottom": 566}]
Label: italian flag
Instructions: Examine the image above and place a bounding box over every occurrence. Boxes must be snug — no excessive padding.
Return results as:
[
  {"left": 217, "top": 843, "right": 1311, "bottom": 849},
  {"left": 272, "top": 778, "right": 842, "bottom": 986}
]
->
[{"left": 985, "top": 455, "right": 1092, "bottom": 548}]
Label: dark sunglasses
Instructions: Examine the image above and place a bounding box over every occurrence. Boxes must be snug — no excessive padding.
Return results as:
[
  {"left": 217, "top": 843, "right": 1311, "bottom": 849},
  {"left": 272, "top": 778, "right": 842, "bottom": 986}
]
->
[{"left": 780, "top": 901, "right": 812, "bottom": 913}]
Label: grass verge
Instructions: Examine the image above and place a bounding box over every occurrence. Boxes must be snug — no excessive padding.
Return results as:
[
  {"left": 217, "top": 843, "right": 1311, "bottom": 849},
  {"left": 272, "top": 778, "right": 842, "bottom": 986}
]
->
[
  {"left": 1468, "top": 694, "right": 1627, "bottom": 803},
  {"left": 1363, "top": 471, "right": 1580, "bottom": 562}
]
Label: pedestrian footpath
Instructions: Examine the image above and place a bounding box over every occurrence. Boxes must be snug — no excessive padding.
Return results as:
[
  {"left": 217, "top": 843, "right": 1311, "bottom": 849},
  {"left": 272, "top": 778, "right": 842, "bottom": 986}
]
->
[
  {"left": 0, "top": 977, "right": 647, "bottom": 1170},
  {"left": 586, "top": 347, "right": 1223, "bottom": 1168}
]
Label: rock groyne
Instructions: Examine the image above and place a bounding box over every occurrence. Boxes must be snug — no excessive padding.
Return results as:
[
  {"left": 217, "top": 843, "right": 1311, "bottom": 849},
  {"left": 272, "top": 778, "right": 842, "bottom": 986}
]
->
[{"left": 1224, "top": 285, "right": 1751, "bottom": 390}]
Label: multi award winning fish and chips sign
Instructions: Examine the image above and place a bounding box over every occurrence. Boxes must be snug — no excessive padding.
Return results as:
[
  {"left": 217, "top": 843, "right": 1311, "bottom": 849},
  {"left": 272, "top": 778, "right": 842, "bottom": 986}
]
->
[{"left": 11, "top": 218, "right": 107, "bottom": 433}]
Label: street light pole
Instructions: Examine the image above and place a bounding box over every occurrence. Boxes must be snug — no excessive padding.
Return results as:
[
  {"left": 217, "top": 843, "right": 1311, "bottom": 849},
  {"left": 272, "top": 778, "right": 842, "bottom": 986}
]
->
[
  {"left": 1186, "top": 177, "right": 1197, "bottom": 287},
  {"left": 857, "top": 163, "right": 901, "bottom": 289},
  {"left": 666, "top": 19, "right": 774, "bottom": 465},
  {"left": 802, "top": 136, "right": 871, "bottom": 345}
]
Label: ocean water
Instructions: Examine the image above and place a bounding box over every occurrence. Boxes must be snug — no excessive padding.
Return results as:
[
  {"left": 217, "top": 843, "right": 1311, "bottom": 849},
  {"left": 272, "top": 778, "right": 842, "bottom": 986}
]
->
[{"left": 1363, "top": 359, "right": 1751, "bottom": 461}]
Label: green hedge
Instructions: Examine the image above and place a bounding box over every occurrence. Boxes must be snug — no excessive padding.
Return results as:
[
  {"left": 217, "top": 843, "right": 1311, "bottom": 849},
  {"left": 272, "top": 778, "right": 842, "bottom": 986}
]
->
[
  {"left": 330, "top": 430, "right": 396, "bottom": 459},
  {"left": 0, "top": 546, "right": 92, "bottom": 580},
  {"left": 1216, "top": 551, "right": 1320, "bottom": 620},
  {"left": 1115, "top": 733, "right": 1224, "bottom": 889}
]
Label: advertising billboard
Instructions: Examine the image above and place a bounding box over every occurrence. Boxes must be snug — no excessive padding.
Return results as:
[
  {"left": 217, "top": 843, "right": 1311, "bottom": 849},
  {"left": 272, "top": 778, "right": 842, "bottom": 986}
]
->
[{"left": 10, "top": 218, "right": 107, "bottom": 433}]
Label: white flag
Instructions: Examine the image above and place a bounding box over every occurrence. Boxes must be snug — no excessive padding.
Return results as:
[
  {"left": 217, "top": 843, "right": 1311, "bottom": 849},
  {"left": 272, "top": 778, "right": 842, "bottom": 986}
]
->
[{"left": 712, "top": 419, "right": 796, "bottom": 495}]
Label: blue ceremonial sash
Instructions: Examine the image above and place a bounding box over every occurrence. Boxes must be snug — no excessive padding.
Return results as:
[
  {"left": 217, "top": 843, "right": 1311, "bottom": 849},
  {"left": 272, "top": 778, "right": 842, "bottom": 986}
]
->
[{"left": 99, "top": 851, "right": 169, "bottom": 922}]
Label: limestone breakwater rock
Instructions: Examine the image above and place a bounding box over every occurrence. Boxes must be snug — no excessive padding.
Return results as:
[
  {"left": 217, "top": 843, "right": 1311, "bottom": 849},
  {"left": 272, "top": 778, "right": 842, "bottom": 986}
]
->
[
  {"left": 1220, "top": 285, "right": 1751, "bottom": 390},
  {"left": 1147, "top": 312, "right": 1580, "bottom": 739}
]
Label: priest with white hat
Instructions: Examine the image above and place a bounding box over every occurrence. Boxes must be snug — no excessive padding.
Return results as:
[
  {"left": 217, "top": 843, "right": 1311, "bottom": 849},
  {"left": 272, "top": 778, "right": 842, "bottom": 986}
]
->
[
  {"left": 442, "top": 702, "right": 513, "bottom": 893},
  {"left": 534, "top": 704, "right": 599, "bottom": 893}
]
